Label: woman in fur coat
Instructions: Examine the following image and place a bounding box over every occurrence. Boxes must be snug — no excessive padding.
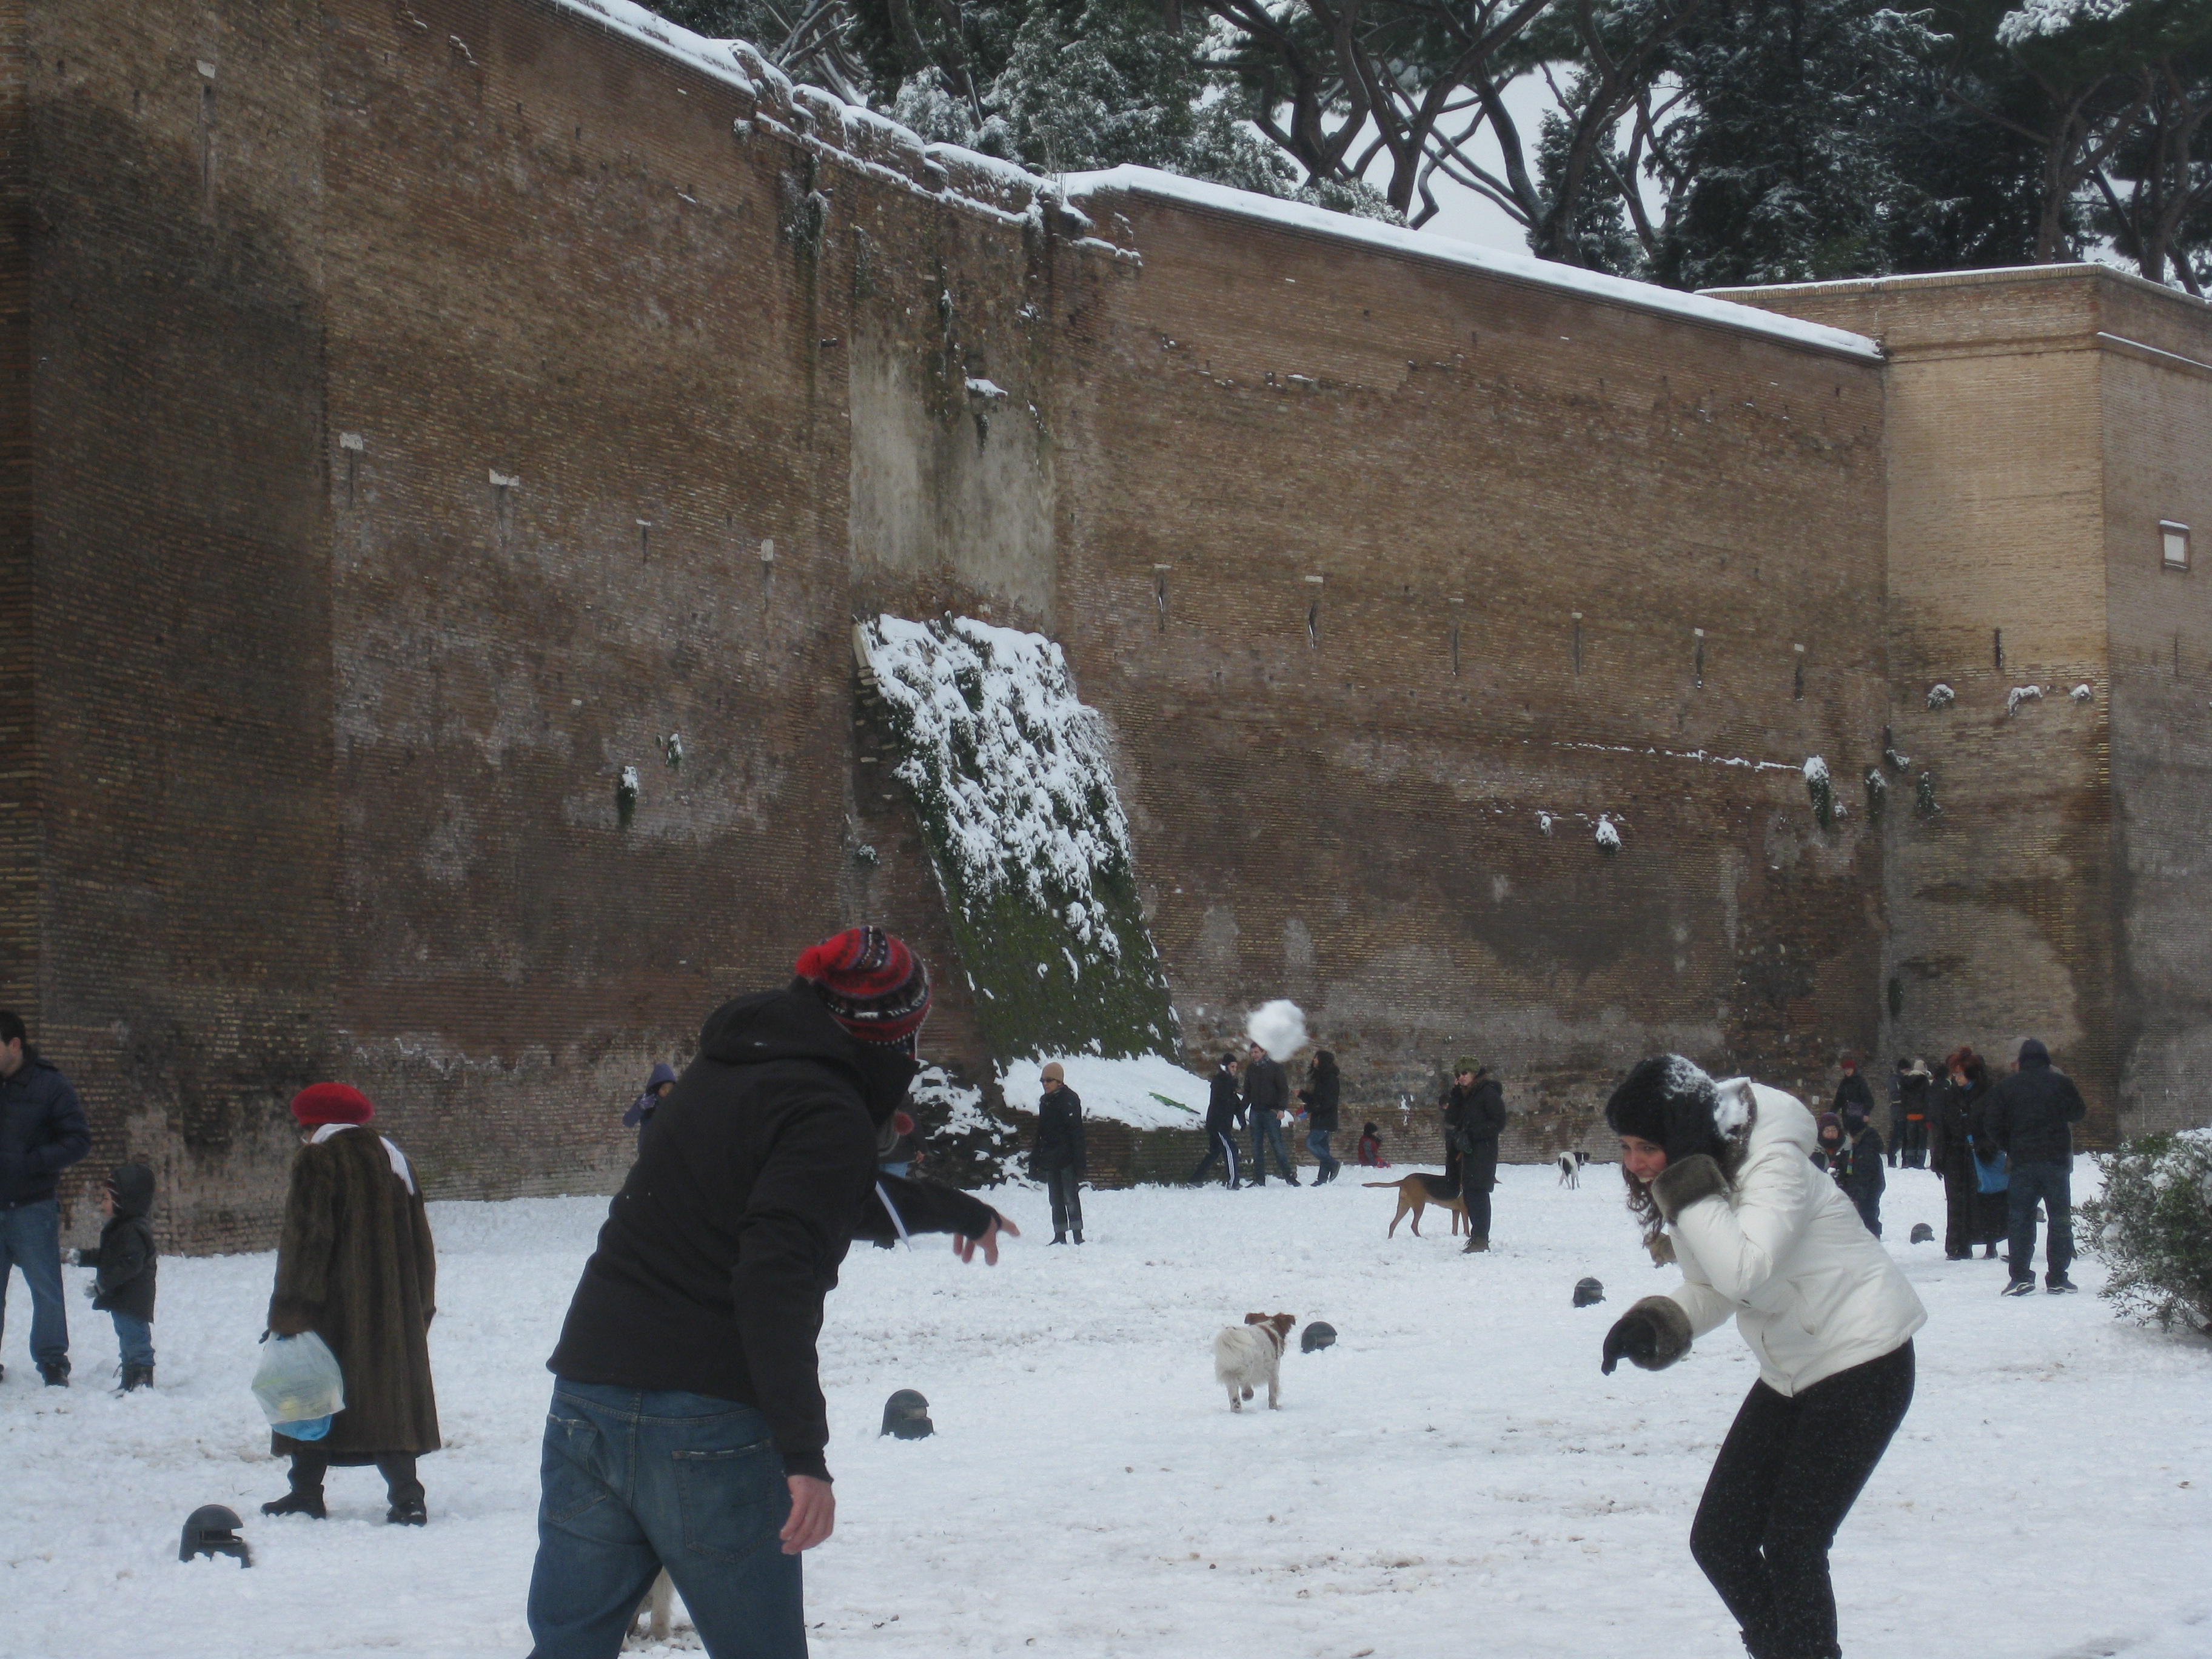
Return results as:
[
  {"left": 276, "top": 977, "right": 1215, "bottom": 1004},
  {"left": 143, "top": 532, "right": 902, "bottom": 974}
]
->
[
  {"left": 261, "top": 1082, "right": 440, "bottom": 1525},
  {"left": 1600, "top": 1056, "right": 1925, "bottom": 1659}
]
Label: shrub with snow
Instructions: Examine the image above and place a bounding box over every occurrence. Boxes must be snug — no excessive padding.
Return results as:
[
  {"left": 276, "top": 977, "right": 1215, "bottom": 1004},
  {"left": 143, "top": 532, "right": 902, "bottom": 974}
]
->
[
  {"left": 616, "top": 764, "right": 640, "bottom": 827},
  {"left": 2082, "top": 1130, "right": 2212, "bottom": 1336},
  {"left": 1864, "top": 767, "right": 1888, "bottom": 819},
  {"left": 1915, "top": 770, "right": 1941, "bottom": 818},
  {"left": 2071, "top": 683, "right": 2094, "bottom": 703},
  {"left": 1926, "top": 683, "right": 1955, "bottom": 710},
  {"left": 2006, "top": 684, "right": 2044, "bottom": 716},
  {"left": 1594, "top": 814, "right": 1621, "bottom": 853},
  {"left": 861, "top": 615, "right": 1177, "bottom": 1063}
]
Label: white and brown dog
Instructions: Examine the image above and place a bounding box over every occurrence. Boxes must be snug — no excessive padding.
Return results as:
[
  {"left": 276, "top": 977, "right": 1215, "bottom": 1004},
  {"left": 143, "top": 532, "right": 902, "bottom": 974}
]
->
[{"left": 1214, "top": 1312, "right": 1296, "bottom": 1411}]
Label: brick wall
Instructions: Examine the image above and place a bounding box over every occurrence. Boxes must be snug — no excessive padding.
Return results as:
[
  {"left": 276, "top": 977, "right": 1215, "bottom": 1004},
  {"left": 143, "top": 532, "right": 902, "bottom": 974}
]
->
[
  {"left": 46, "top": 0, "right": 2177, "bottom": 1252},
  {"left": 1725, "top": 266, "right": 2212, "bottom": 1142}
]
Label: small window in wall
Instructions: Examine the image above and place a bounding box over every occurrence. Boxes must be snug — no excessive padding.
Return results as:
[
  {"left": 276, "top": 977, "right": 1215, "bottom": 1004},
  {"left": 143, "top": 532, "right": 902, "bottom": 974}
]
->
[{"left": 2162, "top": 521, "right": 2191, "bottom": 570}]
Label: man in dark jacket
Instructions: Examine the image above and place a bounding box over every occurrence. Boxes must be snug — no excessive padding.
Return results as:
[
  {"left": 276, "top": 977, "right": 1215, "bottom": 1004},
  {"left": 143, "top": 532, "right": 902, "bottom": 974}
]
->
[
  {"left": 1832, "top": 1053, "right": 1874, "bottom": 1130},
  {"left": 1443, "top": 1062, "right": 1508, "bottom": 1252},
  {"left": 1892, "top": 1058, "right": 1932, "bottom": 1169},
  {"left": 1243, "top": 1041, "right": 1298, "bottom": 1185},
  {"left": 1297, "top": 1051, "right": 1341, "bottom": 1184},
  {"left": 1833, "top": 1106, "right": 1887, "bottom": 1236},
  {"left": 1032, "top": 1061, "right": 1086, "bottom": 1244},
  {"left": 0, "top": 1010, "right": 91, "bottom": 1387},
  {"left": 1191, "top": 1053, "right": 1242, "bottom": 1188},
  {"left": 1987, "top": 1037, "right": 2088, "bottom": 1295},
  {"left": 85, "top": 1162, "right": 159, "bottom": 1391},
  {"left": 527, "top": 928, "right": 1014, "bottom": 1659}
]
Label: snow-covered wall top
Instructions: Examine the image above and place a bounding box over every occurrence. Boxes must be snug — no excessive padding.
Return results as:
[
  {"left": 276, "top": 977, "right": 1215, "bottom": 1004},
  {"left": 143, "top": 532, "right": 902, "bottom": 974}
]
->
[
  {"left": 1062, "top": 168, "right": 1883, "bottom": 362},
  {"left": 542, "top": 0, "right": 1879, "bottom": 364}
]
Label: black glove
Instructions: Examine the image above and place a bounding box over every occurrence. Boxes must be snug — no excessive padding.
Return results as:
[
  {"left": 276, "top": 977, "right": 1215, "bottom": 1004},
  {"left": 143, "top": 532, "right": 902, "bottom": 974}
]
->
[{"left": 1601, "top": 1310, "right": 1659, "bottom": 1375}]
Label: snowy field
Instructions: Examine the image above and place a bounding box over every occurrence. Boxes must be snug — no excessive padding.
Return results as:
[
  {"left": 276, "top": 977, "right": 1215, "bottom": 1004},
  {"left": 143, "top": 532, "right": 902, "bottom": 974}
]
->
[{"left": 3, "top": 1163, "right": 2207, "bottom": 1659}]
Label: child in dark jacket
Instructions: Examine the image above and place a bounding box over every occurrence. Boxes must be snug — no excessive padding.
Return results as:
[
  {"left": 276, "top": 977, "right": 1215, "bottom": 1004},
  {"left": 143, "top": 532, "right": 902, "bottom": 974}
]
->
[
  {"left": 1829, "top": 1111, "right": 1888, "bottom": 1238},
  {"left": 83, "top": 1162, "right": 158, "bottom": 1390}
]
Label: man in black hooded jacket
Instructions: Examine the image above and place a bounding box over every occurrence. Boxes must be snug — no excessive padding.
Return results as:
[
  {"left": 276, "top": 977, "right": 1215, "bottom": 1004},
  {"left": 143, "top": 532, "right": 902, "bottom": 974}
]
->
[
  {"left": 528, "top": 930, "right": 1014, "bottom": 1659},
  {"left": 1986, "top": 1037, "right": 2088, "bottom": 1295}
]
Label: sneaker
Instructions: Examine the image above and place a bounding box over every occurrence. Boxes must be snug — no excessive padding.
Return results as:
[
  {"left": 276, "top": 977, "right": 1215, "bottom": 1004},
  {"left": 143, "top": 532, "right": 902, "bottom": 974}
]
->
[
  {"left": 1461, "top": 1237, "right": 1490, "bottom": 1253},
  {"left": 37, "top": 1359, "right": 69, "bottom": 1387},
  {"left": 2046, "top": 1276, "right": 2079, "bottom": 1294},
  {"left": 2000, "top": 1278, "right": 2037, "bottom": 1297},
  {"left": 261, "top": 1489, "right": 328, "bottom": 1520},
  {"left": 387, "top": 1498, "right": 428, "bottom": 1526}
]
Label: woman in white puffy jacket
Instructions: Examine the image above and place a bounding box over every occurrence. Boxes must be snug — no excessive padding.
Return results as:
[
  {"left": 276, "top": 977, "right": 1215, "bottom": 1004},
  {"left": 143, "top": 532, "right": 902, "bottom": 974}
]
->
[{"left": 1599, "top": 1056, "right": 1925, "bottom": 1659}]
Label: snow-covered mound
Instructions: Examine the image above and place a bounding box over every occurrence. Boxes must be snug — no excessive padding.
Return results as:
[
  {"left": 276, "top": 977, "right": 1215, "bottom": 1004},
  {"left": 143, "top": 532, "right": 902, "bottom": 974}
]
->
[{"left": 997, "top": 1053, "right": 1210, "bottom": 1128}]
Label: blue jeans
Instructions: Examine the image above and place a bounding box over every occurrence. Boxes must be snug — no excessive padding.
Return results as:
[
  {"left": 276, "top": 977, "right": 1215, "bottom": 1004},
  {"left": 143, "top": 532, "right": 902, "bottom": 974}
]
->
[
  {"left": 1251, "top": 1113, "right": 1295, "bottom": 1181},
  {"left": 527, "top": 1380, "right": 803, "bottom": 1659},
  {"left": 2007, "top": 1161, "right": 2074, "bottom": 1282},
  {"left": 1305, "top": 1129, "right": 1339, "bottom": 1181},
  {"left": 111, "top": 1311, "right": 155, "bottom": 1369},
  {"left": 0, "top": 1199, "right": 69, "bottom": 1367}
]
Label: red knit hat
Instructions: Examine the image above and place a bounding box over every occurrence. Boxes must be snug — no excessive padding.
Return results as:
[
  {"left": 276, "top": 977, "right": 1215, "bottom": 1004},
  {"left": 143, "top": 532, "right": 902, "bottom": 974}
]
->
[
  {"left": 794, "top": 926, "right": 931, "bottom": 1054},
  {"left": 290, "top": 1082, "right": 375, "bottom": 1126}
]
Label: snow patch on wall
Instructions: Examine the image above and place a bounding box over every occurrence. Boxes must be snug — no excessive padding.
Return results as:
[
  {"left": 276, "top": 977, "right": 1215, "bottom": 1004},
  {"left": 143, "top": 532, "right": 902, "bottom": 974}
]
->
[
  {"left": 860, "top": 615, "right": 1177, "bottom": 1063},
  {"left": 997, "top": 1053, "right": 1211, "bottom": 1130}
]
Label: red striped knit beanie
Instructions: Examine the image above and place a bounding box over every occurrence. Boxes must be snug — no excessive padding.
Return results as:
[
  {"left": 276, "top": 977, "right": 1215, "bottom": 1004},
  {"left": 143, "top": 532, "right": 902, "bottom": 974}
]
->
[{"left": 794, "top": 926, "right": 931, "bottom": 1055}]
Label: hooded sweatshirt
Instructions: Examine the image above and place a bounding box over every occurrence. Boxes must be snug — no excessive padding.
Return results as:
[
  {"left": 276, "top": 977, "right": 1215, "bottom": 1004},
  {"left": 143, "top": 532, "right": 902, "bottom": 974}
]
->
[
  {"left": 1985, "top": 1040, "right": 2088, "bottom": 1167},
  {"left": 1661, "top": 1081, "right": 1925, "bottom": 1396},
  {"left": 89, "top": 1163, "right": 158, "bottom": 1322},
  {"left": 547, "top": 985, "right": 998, "bottom": 1483}
]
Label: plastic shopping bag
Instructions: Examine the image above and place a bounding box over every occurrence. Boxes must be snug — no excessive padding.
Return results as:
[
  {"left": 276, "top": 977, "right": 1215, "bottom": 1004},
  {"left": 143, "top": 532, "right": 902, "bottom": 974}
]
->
[{"left": 252, "top": 1332, "right": 345, "bottom": 1440}]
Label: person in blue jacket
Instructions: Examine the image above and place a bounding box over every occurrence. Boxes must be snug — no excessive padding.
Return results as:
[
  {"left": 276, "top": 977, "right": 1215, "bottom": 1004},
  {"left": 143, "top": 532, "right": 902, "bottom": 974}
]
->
[{"left": 0, "top": 1010, "right": 91, "bottom": 1387}]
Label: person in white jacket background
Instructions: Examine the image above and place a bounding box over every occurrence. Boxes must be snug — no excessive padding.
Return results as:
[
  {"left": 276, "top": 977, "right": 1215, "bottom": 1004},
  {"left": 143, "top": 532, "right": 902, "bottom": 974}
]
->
[{"left": 1598, "top": 1056, "right": 1926, "bottom": 1659}]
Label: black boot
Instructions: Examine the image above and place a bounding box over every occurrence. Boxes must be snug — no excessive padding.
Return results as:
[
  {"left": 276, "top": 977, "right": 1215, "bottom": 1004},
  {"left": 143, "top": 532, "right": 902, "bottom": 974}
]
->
[
  {"left": 387, "top": 1498, "right": 429, "bottom": 1526},
  {"left": 38, "top": 1358, "right": 69, "bottom": 1387},
  {"left": 1050, "top": 1233, "right": 1067, "bottom": 1245},
  {"left": 120, "top": 1363, "right": 154, "bottom": 1392},
  {"left": 1073, "top": 1230, "right": 1084, "bottom": 1244},
  {"left": 261, "top": 1487, "right": 327, "bottom": 1519}
]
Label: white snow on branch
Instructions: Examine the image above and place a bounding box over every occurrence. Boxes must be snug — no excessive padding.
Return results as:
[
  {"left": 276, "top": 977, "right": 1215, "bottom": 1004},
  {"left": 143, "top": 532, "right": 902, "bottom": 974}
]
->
[
  {"left": 964, "top": 377, "right": 1009, "bottom": 401},
  {"left": 2006, "top": 685, "right": 2045, "bottom": 716},
  {"left": 1803, "top": 755, "right": 1831, "bottom": 787},
  {"left": 860, "top": 615, "right": 1131, "bottom": 959},
  {"left": 1553, "top": 742, "right": 1799, "bottom": 773},
  {"left": 1594, "top": 814, "right": 1622, "bottom": 851},
  {"left": 1997, "top": 0, "right": 2138, "bottom": 46},
  {"left": 2071, "top": 683, "right": 2094, "bottom": 703},
  {"left": 1927, "top": 683, "right": 1956, "bottom": 709}
]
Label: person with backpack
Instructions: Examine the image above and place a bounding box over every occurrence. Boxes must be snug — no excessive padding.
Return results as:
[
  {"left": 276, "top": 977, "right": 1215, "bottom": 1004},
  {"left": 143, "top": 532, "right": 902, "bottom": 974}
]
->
[{"left": 1444, "top": 1062, "right": 1507, "bottom": 1252}]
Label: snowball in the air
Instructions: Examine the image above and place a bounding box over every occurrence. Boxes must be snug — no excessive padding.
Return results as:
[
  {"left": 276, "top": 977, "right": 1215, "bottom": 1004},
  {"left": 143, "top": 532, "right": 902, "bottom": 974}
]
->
[{"left": 1246, "top": 999, "right": 1309, "bottom": 1061}]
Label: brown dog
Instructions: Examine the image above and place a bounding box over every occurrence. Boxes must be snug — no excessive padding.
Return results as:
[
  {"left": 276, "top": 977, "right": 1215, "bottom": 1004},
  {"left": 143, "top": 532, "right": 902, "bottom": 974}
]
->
[{"left": 1365, "top": 1173, "right": 1468, "bottom": 1237}]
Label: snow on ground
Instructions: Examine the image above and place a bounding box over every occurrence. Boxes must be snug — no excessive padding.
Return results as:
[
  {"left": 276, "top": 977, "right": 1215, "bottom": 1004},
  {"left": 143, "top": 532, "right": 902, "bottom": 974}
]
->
[
  {"left": 997, "top": 1054, "right": 1209, "bottom": 1128},
  {"left": 4, "top": 1165, "right": 2207, "bottom": 1658}
]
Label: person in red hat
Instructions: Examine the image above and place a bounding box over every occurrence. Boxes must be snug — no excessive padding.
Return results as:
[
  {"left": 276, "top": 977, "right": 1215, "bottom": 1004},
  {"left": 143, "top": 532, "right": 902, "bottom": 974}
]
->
[
  {"left": 261, "top": 1081, "right": 439, "bottom": 1525},
  {"left": 528, "top": 927, "right": 1017, "bottom": 1659}
]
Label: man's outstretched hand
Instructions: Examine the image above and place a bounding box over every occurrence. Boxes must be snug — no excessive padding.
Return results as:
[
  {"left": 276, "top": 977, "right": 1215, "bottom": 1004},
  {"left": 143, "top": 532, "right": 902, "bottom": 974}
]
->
[
  {"left": 953, "top": 1212, "right": 1019, "bottom": 1265},
  {"left": 782, "top": 1475, "right": 835, "bottom": 1554}
]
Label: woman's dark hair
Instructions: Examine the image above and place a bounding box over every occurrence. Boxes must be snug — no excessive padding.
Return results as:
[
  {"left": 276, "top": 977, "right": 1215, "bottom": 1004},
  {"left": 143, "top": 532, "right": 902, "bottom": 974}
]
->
[
  {"left": 1312, "top": 1050, "right": 1336, "bottom": 1072},
  {"left": 1621, "top": 1162, "right": 1664, "bottom": 1252}
]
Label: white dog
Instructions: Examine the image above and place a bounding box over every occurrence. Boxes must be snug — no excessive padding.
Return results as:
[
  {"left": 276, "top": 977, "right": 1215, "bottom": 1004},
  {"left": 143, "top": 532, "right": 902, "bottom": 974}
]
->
[
  {"left": 1557, "top": 1149, "right": 1589, "bottom": 1188},
  {"left": 625, "top": 1569, "right": 675, "bottom": 1649},
  {"left": 1214, "top": 1312, "right": 1296, "bottom": 1411}
]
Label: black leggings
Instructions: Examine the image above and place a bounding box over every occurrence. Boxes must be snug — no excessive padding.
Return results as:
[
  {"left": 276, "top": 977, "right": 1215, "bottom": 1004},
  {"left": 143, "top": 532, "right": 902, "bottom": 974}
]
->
[{"left": 1689, "top": 1341, "right": 1914, "bottom": 1659}]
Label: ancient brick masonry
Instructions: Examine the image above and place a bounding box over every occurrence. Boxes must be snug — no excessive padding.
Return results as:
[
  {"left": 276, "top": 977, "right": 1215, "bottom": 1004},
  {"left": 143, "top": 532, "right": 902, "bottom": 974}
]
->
[{"left": 6, "top": 0, "right": 2203, "bottom": 1250}]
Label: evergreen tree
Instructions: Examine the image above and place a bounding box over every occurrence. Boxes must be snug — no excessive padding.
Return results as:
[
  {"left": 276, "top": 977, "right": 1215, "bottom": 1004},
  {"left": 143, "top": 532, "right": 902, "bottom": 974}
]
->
[{"left": 1644, "top": 0, "right": 1948, "bottom": 289}]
